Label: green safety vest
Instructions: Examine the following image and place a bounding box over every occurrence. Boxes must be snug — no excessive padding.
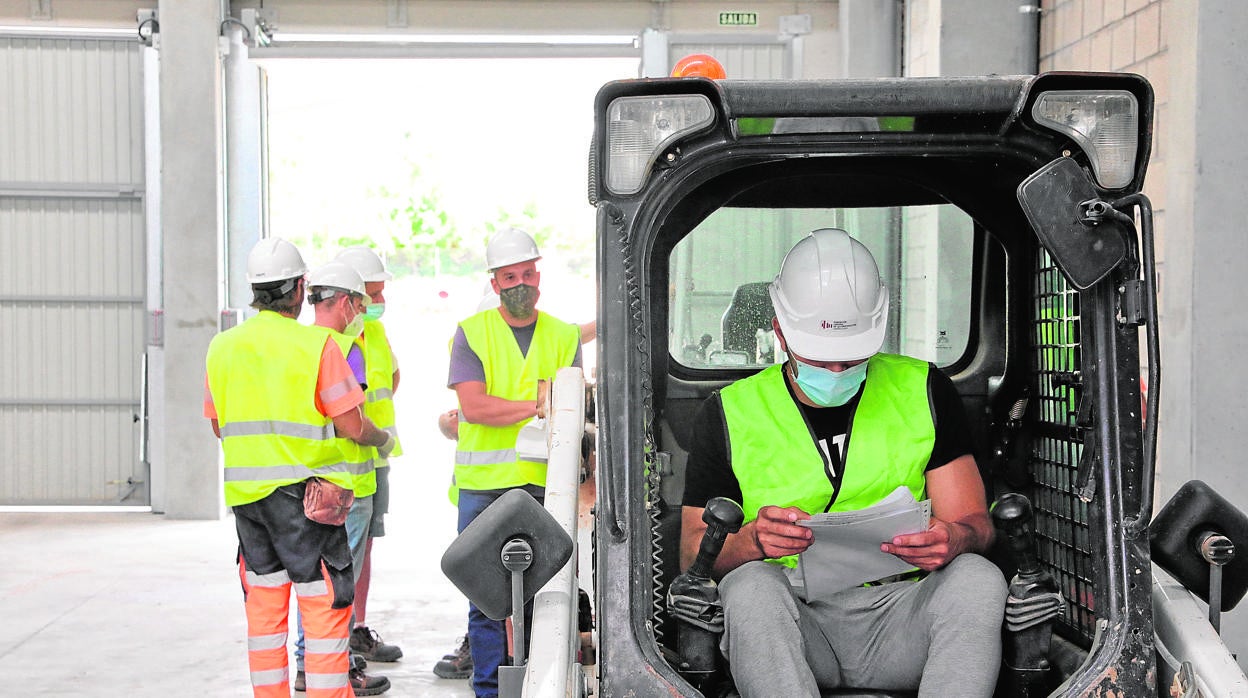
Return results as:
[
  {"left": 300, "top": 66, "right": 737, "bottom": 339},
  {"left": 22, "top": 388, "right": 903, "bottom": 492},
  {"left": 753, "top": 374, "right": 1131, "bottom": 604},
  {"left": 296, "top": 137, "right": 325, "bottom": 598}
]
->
[
  {"left": 358, "top": 320, "right": 402, "bottom": 465},
  {"left": 206, "top": 311, "right": 358, "bottom": 507},
  {"left": 454, "top": 309, "right": 580, "bottom": 492},
  {"left": 720, "top": 353, "right": 935, "bottom": 569},
  {"left": 327, "top": 330, "right": 376, "bottom": 498}
]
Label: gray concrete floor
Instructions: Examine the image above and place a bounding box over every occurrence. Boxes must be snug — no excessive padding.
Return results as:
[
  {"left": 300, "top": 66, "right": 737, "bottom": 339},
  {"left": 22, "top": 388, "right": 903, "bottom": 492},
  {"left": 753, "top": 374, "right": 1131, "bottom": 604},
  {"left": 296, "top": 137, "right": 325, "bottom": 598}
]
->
[
  {"left": 0, "top": 279, "right": 599, "bottom": 697},
  {"left": 0, "top": 473, "right": 476, "bottom": 697}
]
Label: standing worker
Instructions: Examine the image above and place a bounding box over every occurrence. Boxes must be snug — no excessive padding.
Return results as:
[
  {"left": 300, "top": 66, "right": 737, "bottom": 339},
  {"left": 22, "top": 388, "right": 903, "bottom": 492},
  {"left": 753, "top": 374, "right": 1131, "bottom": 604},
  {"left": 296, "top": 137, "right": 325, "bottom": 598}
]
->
[
  {"left": 334, "top": 246, "right": 404, "bottom": 663},
  {"left": 295, "top": 261, "right": 392, "bottom": 695},
  {"left": 204, "top": 239, "right": 395, "bottom": 698},
  {"left": 446, "top": 227, "right": 583, "bottom": 697}
]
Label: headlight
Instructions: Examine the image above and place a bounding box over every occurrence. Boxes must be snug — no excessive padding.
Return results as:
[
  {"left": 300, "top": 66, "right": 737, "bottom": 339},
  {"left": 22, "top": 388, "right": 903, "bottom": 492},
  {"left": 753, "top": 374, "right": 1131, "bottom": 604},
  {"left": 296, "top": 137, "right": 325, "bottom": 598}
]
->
[
  {"left": 606, "top": 94, "right": 715, "bottom": 195},
  {"left": 1031, "top": 90, "right": 1139, "bottom": 189}
]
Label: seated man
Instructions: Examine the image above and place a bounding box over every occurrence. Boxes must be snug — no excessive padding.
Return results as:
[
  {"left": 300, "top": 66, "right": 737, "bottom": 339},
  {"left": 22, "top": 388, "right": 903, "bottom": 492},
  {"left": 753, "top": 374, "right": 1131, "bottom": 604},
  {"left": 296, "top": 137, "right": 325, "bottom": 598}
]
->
[{"left": 680, "top": 228, "right": 1006, "bottom": 698}]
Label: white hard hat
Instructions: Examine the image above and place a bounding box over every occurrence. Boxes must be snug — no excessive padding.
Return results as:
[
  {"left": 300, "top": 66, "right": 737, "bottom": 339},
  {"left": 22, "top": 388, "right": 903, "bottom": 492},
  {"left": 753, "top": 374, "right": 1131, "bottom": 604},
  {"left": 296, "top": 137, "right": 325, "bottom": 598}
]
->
[
  {"left": 306, "top": 262, "right": 369, "bottom": 304},
  {"left": 769, "top": 228, "right": 889, "bottom": 362},
  {"left": 335, "top": 246, "right": 393, "bottom": 282},
  {"left": 485, "top": 227, "right": 541, "bottom": 272},
  {"left": 246, "top": 238, "right": 307, "bottom": 283}
]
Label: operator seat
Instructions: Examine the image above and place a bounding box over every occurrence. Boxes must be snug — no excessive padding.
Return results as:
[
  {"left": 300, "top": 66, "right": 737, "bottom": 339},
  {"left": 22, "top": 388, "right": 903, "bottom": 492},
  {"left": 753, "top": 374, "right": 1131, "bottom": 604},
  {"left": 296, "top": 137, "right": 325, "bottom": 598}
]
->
[{"left": 721, "top": 282, "right": 775, "bottom": 362}]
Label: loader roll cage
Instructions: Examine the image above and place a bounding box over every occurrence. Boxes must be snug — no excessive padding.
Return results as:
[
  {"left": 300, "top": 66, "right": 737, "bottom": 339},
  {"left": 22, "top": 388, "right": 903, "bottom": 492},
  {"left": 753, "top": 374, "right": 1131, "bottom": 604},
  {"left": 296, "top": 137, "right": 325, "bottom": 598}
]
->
[{"left": 590, "top": 73, "right": 1157, "bottom": 696}]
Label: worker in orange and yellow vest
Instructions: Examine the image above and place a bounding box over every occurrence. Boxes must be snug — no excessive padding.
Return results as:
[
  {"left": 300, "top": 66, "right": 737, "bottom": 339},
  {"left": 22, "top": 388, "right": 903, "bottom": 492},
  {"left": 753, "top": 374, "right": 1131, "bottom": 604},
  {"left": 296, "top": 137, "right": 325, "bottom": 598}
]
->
[
  {"left": 333, "top": 246, "right": 405, "bottom": 664},
  {"left": 291, "top": 261, "right": 392, "bottom": 696},
  {"left": 204, "top": 238, "right": 396, "bottom": 698}
]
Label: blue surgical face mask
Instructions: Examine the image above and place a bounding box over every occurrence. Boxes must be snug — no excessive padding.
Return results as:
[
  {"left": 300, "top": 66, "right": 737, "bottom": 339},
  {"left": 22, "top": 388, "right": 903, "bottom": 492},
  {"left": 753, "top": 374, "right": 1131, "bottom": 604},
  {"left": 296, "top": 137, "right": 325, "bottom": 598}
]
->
[
  {"left": 792, "top": 359, "right": 869, "bottom": 407},
  {"left": 364, "top": 303, "right": 385, "bottom": 322}
]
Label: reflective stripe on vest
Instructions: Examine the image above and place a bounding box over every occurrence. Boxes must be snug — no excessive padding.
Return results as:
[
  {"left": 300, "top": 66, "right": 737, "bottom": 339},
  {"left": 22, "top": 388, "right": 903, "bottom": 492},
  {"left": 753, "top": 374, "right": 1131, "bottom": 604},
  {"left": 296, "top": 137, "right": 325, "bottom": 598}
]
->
[
  {"left": 454, "top": 308, "right": 580, "bottom": 492},
  {"left": 218, "top": 420, "right": 336, "bottom": 441},
  {"left": 206, "top": 312, "right": 357, "bottom": 507},
  {"left": 721, "top": 353, "right": 934, "bottom": 569},
  {"left": 359, "top": 321, "right": 402, "bottom": 463}
]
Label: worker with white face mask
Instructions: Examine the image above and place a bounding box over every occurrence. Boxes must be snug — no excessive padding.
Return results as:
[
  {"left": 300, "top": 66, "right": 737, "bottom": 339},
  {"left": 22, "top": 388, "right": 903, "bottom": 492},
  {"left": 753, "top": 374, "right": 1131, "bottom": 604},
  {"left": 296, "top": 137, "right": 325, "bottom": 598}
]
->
[
  {"left": 293, "top": 261, "right": 393, "bottom": 696},
  {"left": 681, "top": 228, "right": 1006, "bottom": 698},
  {"left": 333, "top": 246, "right": 404, "bottom": 665}
]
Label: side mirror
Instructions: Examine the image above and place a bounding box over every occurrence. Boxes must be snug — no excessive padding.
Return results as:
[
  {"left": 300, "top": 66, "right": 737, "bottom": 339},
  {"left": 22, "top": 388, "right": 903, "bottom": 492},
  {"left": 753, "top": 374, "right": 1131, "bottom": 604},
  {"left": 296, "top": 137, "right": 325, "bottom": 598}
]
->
[
  {"left": 1151, "top": 480, "right": 1248, "bottom": 612},
  {"left": 1016, "top": 157, "right": 1129, "bottom": 290},
  {"left": 441, "top": 488, "right": 573, "bottom": 621}
]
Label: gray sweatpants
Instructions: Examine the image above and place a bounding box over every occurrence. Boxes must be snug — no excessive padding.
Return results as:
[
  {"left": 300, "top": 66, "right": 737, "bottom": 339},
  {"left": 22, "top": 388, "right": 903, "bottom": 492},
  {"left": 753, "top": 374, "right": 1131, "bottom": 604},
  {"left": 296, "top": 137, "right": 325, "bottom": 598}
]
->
[{"left": 719, "top": 554, "right": 1007, "bottom": 698}]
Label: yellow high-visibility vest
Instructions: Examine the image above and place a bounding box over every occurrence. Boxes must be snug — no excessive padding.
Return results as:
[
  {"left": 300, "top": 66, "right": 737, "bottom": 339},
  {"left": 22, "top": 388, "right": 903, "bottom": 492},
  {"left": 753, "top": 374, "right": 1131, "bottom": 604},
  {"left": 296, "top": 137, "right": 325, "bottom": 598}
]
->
[
  {"left": 206, "top": 311, "right": 357, "bottom": 507},
  {"left": 358, "top": 320, "right": 402, "bottom": 465},
  {"left": 721, "top": 353, "right": 935, "bottom": 569},
  {"left": 453, "top": 309, "right": 580, "bottom": 492}
]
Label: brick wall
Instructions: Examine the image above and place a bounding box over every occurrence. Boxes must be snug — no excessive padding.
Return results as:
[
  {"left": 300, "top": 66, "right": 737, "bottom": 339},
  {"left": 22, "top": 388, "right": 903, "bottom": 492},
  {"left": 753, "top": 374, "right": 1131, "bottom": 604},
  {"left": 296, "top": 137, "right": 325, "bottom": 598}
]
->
[{"left": 1040, "top": 0, "right": 1168, "bottom": 225}]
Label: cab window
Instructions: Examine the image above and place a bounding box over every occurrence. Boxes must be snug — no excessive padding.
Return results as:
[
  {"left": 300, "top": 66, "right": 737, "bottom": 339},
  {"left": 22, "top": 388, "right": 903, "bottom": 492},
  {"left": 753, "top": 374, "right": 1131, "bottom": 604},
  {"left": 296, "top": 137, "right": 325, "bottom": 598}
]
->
[{"left": 668, "top": 204, "right": 975, "bottom": 370}]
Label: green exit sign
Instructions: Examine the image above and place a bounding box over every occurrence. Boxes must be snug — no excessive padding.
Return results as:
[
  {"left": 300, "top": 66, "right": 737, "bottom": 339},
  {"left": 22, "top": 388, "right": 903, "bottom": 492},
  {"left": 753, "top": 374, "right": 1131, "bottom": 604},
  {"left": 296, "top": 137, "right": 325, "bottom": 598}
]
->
[{"left": 719, "top": 11, "right": 758, "bottom": 27}]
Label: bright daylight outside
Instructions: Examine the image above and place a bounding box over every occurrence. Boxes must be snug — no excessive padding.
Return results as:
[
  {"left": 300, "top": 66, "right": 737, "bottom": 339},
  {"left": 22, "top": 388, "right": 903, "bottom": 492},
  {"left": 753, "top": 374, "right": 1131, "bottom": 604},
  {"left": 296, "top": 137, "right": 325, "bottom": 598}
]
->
[{"left": 263, "top": 56, "right": 635, "bottom": 695}]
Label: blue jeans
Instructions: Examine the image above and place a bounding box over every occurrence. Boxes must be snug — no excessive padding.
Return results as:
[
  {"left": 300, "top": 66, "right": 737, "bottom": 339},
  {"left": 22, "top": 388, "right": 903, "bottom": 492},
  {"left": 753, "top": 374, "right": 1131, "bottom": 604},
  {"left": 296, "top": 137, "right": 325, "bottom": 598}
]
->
[
  {"left": 296, "top": 494, "right": 373, "bottom": 669},
  {"left": 458, "top": 488, "right": 542, "bottom": 698}
]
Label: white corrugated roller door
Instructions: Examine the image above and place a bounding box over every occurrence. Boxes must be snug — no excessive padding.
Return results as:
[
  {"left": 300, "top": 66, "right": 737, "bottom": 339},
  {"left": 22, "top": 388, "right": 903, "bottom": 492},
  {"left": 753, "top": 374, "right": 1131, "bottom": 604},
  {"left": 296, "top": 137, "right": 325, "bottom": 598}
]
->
[
  {"left": 668, "top": 39, "right": 791, "bottom": 79},
  {"left": 0, "top": 35, "right": 147, "bottom": 505}
]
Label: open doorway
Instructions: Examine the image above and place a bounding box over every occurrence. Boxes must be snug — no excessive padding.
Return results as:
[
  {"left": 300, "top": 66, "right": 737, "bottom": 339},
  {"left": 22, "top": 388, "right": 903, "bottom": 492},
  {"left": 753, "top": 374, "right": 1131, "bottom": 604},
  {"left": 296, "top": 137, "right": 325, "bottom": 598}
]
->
[
  {"left": 264, "top": 56, "right": 633, "bottom": 359},
  {"left": 262, "top": 58, "right": 633, "bottom": 686}
]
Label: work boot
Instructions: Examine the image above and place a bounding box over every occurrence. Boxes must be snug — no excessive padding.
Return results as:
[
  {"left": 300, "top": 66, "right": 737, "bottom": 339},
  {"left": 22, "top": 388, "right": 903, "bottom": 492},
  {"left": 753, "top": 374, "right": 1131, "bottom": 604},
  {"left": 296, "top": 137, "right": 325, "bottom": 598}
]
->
[
  {"left": 432, "top": 636, "right": 472, "bottom": 679},
  {"left": 349, "top": 667, "right": 390, "bottom": 696},
  {"left": 294, "top": 670, "right": 305, "bottom": 692},
  {"left": 350, "top": 625, "right": 403, "bottom": 663}
]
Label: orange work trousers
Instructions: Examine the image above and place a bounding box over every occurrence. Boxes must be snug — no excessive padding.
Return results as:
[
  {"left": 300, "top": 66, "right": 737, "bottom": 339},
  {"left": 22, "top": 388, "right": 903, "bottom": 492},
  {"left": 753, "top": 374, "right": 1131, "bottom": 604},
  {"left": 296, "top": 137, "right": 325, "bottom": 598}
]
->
[{"left": 240, "top": 558, "right": 352, "bottom": 698}]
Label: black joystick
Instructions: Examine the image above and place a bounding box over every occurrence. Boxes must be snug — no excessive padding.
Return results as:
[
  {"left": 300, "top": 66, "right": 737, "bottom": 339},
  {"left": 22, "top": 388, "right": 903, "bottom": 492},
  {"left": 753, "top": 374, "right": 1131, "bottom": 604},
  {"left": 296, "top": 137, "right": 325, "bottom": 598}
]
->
[
  {"left": 667, "top": 497, "right": 745, "bottom": 687},
  {"left": 994, "top": 493, "right": 1042, "bottom": 577},
  {"left": 993, "top": 493, "right": 1063, "bottom": 697}
]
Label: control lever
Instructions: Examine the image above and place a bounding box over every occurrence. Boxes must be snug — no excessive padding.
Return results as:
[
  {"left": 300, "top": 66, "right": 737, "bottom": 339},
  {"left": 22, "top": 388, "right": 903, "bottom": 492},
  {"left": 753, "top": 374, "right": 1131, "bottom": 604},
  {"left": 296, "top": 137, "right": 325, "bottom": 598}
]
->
[
  {"left": 501, "top": 539, "right": 534, "bottom": 667},
  {"left": 993, "top": 494, "right": 1064, "bottom": 698},
  {"left": 667, "top": 497, "right": 744, "bottom": 688},
  {"left": 1197, "top": 530, "right": 1236, "bottom": 633}
]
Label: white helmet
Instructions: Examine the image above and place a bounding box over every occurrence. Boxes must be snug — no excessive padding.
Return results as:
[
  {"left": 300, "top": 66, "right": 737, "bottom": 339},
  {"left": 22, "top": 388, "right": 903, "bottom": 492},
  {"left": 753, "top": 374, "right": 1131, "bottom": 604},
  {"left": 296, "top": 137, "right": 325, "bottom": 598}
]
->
[
  {"left": 246, "top": 238, "right": 307, "bottom": 283},
  {"left": 335, "top": 246, "right": 393, "bottom": 282},
  {"left": 768, "top": 228, "right": 889, "bottom": 362},
  {"left": 485, "top": 227, "right": 541, "bottom": 272},
  {"left": 306, "top": 262, "right": 369, "bottom": 304}
]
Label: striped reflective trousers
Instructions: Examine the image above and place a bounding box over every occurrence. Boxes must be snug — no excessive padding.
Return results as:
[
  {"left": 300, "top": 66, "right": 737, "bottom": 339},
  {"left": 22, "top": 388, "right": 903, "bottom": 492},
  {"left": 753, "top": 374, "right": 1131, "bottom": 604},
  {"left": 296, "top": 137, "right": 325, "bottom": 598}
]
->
[{"left": 239, "top": 559, "right": 352, "bottom": 698}]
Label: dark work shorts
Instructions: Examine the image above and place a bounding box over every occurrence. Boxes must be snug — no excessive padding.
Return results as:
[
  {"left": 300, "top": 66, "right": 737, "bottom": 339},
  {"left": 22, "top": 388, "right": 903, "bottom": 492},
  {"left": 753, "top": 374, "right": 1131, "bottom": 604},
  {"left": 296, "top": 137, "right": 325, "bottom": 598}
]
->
[{"left": 233, "top": 482, "right": 355, "bottom": 608}]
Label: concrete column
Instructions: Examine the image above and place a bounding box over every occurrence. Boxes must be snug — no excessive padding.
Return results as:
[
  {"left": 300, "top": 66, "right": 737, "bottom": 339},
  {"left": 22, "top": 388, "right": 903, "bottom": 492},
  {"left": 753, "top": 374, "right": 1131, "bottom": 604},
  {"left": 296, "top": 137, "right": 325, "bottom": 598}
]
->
[
  {"left": 157, "top": 0, "right": 224, "bottom": 519},
  {"left": 224, "top": 26, "right": 265, "bottom": 312},
  {"left": 905, "top": 0, "right": 1038, "bottom": 76},
  {"left": 1158, "top": 0, "right": 1248, "bottom": 663},
  {"left": 840, "top": 0, "right": 899, "bottom": 77}
]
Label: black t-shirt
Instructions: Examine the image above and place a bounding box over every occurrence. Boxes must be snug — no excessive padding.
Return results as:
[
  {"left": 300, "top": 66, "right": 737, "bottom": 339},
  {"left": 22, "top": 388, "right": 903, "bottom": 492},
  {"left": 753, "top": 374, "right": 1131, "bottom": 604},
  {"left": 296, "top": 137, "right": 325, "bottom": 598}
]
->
[{"left": 681, "top": 363, "right": 975, "bottom": 512}]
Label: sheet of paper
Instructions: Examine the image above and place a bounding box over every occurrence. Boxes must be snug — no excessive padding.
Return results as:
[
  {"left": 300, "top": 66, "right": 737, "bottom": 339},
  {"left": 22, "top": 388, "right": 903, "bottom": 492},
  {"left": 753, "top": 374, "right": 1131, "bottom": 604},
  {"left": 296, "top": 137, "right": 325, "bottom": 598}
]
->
[{"left": 796, "top": 486, "right": 930, "bottom": 601}]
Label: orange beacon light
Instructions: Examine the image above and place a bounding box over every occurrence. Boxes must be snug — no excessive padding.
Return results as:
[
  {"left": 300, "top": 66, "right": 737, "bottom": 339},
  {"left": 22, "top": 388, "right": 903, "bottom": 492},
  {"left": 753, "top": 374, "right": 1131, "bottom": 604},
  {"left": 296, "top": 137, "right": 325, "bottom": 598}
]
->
[{"left": 670, "top": 54, "right": 726, "bottom": 80}]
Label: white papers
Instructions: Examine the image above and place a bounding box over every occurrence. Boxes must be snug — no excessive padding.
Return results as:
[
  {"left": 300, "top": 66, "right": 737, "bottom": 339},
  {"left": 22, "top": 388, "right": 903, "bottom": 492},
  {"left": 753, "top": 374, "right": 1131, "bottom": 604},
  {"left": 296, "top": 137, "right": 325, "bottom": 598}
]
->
[{"left": 796, "top": 486, "right": 931, "bottom": 601}]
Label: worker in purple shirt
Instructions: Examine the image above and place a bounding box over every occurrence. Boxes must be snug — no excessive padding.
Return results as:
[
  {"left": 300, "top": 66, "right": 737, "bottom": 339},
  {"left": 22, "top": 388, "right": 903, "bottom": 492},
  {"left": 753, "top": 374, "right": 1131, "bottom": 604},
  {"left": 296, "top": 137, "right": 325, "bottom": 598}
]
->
[{"left": 440, "top": 228, "right": 583, "bottom": 698}]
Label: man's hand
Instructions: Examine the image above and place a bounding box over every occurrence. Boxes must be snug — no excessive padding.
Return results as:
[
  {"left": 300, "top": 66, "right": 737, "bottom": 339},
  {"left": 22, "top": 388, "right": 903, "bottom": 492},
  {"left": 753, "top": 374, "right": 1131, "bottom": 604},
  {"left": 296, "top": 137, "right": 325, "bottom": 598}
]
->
[
  {"left": 752, "top": 505, "right": 814, "bottom": 559},
  {"left": 438, "top": 409, "right": 459, "bottom": 441},
  {"left": 378, "top": 434, "right": 397, "bottom": 459},
  {"left": 889, "top": 454, "right": 994, "bottom": 571},
  {"left": 536, "top": 379, "right": 550, "bottom": 420},
  {"left": 881, "top": 518, "right": 974, "bottom": 571}
]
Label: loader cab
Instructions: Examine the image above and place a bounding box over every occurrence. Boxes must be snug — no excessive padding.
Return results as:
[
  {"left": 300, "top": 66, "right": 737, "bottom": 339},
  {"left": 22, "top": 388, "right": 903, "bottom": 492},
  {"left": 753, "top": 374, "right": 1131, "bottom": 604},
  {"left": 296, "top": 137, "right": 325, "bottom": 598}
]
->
[{"left": 589, "top": 73, "right": 1161, "bottom": 696}]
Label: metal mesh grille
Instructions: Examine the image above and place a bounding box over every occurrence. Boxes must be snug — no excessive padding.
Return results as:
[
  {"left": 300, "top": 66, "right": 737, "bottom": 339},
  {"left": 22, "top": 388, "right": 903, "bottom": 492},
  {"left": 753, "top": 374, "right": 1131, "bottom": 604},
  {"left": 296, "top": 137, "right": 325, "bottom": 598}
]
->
[{"left": 1029, "top": 249, "right": 1096, "bottom": 644}]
